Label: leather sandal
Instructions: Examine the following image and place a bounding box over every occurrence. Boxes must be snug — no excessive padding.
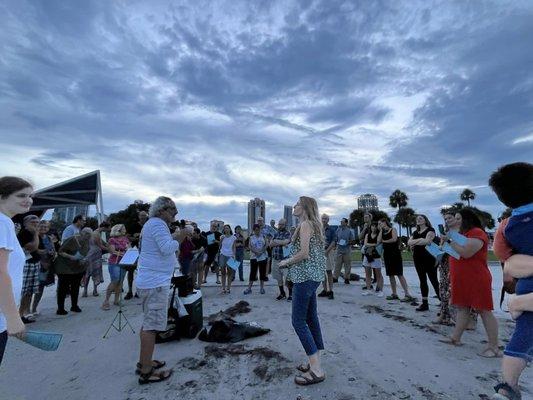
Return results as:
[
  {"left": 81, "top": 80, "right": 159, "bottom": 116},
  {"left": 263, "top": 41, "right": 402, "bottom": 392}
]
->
[
  {"left": 135, "top": 360, "right": 166, "bottom": 375},
  {"left": 138, "top": 367, "right": 172, "bottom": 385},
  {"left": 294, "top": 370, "right": 325, "bottom": 386},
  {"left": 493, "top": 382, "right": 522, "bottom": 399},
  {"left": 296, "top": 363, "right": 310, "bottom": 373}
]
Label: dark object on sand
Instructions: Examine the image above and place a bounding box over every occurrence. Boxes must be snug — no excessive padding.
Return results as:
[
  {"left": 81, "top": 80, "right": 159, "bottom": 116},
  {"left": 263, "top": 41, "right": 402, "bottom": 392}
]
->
[
  {"left": 207, "top": 300, "right": 251, "bottom": 323},
  {"left": 341, "top": 272, "right": 361, "bottom": 281},
  {"left": 200, "top": 301, "right": 268, "bottom": 343},
  {"left": 198, "top": 318, "right": 270, "bottom": 343}
]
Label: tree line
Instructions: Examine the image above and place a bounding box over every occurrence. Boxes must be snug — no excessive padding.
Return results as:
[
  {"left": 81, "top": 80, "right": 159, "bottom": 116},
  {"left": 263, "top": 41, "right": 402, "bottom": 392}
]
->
[{"left": 350, "top": 188, "right": 496, "bottom": 241}]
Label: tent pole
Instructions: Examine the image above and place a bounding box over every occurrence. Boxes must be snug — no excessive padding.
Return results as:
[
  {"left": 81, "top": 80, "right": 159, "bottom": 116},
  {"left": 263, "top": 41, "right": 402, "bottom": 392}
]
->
[{"left": 97, "top": 170, "right": 104, "bottom": 224}]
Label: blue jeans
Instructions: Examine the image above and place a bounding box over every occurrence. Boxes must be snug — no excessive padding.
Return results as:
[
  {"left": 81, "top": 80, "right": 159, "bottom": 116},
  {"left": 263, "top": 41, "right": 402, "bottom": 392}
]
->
[
  {"left": 292, "top": 280, "right": 324, "bottom": 356},
  {"left": 236, "top": 249, "right": 244, "bottom": 280}
]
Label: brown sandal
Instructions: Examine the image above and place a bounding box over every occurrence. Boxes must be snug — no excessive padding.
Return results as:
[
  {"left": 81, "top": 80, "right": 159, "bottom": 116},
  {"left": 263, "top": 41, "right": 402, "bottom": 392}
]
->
[
  {"left": 138, "top": 367, "right": 172, "bottom": 385},
  {"left": 294, "top": 370, "right": 325, "bottom": 386},
  {"left": 135, "top": 360, "right": 166, "bottom": 375},
  {"left": 296, "top": 363, "right": 310, "bottom": 373}
]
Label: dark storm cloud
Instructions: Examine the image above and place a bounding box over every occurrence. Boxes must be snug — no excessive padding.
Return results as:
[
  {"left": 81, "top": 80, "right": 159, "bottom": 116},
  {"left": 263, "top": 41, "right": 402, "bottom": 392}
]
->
[{"left": 1, "top": 0, "right": 531, "bottom": 226}]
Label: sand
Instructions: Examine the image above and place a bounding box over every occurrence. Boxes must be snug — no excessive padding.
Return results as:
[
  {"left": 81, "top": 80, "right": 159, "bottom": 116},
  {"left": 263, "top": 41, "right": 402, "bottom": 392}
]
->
[{"left": 0, "top": 262, "right": 531, "bottom": 400}]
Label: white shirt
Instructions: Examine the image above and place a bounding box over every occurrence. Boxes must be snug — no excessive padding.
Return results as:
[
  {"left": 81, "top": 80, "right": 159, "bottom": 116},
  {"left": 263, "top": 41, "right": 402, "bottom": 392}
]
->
[
  {"left": 0, "top": 213, "right": 26, "bottom": 333},
  {"left": 61, "top": 224, "right": 80, "bottom": 242},
  {"left": 135, "top": 217, "right": 179, "bottom": 289},
  {"left": 220, "top": 235, "right": 236, "bottom": 257}
]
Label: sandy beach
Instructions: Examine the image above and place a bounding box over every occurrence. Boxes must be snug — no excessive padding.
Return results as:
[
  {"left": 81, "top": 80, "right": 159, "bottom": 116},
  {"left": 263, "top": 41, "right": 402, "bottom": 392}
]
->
[{"left": 1, "top": 262, "right": 531, "bottom": 400}]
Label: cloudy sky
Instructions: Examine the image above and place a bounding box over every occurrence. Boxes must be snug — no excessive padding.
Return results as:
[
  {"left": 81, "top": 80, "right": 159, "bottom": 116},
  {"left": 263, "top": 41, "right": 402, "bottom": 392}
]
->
[{"left": 1, "top": 0, "right": 532, "bottom": 228}]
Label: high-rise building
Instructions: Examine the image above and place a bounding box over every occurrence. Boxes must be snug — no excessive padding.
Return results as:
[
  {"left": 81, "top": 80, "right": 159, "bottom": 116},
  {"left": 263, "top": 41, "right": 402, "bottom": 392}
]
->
[
  {"left": 53, "top": 205, "right": 89, "bottom": 224},
  {"left": 283, "top": 205, "right": 294, "bottom": 229},
  {"left": 357, "top": 194, "right": 379, "bottom": 211},
  {"left": 247, "top": 198, "right": 265, "bottom": 232}
]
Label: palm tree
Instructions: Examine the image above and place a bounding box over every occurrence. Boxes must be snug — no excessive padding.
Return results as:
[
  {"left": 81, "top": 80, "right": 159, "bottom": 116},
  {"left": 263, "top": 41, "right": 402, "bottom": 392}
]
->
[
  {"left": 460, "top": 189, "right": 476, "bottom": 206},
  {"left": 394, "top": 207, "right": 416, "bottom": 237},
  {"left": 389, "top": 189, "right": 408, "bottom": 237}
]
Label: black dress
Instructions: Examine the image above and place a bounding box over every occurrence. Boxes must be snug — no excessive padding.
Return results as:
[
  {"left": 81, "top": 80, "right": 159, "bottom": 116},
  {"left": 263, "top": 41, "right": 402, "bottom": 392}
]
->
[
  {"left": 411, "top": 227, "right": 440, "bottom": 299},
  {"left": 382, "top": 229, "right": 403, "bottom": 276}
]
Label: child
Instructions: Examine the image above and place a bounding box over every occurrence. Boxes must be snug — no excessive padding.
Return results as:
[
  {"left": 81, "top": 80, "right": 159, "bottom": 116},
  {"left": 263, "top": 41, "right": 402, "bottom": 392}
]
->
[{"left": 489, "top": 162, "right": 533, "bottom": 400}]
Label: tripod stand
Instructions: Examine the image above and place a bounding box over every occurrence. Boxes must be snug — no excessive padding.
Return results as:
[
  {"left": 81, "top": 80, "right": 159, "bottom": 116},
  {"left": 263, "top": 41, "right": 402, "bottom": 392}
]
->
[{"left": 103, "top": 265, "right": 136, "bottom": 338}]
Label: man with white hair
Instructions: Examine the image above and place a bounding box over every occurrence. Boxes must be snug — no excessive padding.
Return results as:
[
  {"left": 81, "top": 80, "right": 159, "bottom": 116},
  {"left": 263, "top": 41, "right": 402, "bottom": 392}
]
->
[
  {"left": 135, "top": 196, "right": 179, "bottom": 384},
  {"left": 318, "top": 214, "right": 335, "bottom": 300},
  {"left": 269, "top": 218, "right": 292, "bottom": 300}
]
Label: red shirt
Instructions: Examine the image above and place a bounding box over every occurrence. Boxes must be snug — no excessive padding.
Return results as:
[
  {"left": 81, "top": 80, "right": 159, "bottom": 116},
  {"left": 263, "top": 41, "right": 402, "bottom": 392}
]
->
[
  {"left": 108, "top": 236, "right": 130, "bottom": 264},
  {"left": 179, "top": 237, "right": 195, "bottom": 261}
]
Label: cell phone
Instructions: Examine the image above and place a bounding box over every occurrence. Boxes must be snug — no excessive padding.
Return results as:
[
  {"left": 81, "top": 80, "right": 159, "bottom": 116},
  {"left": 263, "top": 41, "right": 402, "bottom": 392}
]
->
[{"left": 438, "top": 224, "right": 446, "bottom": 235}]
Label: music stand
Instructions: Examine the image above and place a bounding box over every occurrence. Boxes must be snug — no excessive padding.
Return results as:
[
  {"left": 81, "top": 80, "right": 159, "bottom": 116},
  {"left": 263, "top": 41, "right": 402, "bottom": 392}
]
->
[{"left": 103, "top": 249, "right": 139, "bottom": 338}]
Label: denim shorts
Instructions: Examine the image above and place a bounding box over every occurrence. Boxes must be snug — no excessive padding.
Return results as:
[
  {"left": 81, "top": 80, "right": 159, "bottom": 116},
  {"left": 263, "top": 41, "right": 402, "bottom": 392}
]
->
[
  {"left": 505, "top": 278, "right": 533, "bottom": 362},
  {"left": 108, "top": 263, "right": 126, "bottom": 283},
  {"left": 504, "top": 311, "right": 533, "bottom": 362}
]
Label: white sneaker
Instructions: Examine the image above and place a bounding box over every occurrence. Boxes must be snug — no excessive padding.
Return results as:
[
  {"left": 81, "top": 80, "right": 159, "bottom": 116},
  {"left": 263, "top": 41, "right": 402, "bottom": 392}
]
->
[
  {"left": 376, "top": 291, "right": 384, "bottom": 298},
  {"left": 362, "top": 291, "right": 372, "bottom": 296}
]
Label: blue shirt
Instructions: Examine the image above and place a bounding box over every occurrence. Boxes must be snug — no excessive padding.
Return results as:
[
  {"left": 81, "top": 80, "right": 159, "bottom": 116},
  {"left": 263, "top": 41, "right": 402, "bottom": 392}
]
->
[
  {"left": 272, "top": 228, "right": 291, "bottom": 260},
  {"left": 505, "top": 209, "right": 533, "bottom": 295},
  {"left": 136, "top": 217, "right": 179, "bottom": 289},
  {"left": 61, "top": 224, "right": 80, "bottom": 242},
  {"left": 324, "top": 225, "right": 336, "bottom": 248},
  {"left": 261, "top": 225, "right": 277, "bottom": 238},
  {"left": 335, "top": 226, "right": 355, "bottom": 254},
  {"left": 505, "top": 210, "right": 533, "bottom": 256}
]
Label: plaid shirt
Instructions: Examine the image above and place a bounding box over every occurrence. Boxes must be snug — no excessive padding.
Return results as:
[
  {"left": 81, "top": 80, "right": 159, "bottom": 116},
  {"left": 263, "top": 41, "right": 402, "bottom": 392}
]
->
[{"left": 272, "top": 228, "right": 291, "bottom": 260}]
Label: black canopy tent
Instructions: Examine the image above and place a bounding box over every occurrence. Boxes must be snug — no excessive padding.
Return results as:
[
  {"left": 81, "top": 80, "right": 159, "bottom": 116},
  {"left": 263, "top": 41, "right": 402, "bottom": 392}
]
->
[{"left": 13, "top": 170, "right": 104, "bottom": 224}]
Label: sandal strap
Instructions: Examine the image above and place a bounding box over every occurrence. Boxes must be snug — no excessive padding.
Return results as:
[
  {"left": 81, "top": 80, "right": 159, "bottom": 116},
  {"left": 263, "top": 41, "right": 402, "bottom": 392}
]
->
[
  {"left": 494, "top": 382, "right": 521, "bottom": 399},
  {"left": 139, "top": 367, "right": 155, "bottom": 379}
]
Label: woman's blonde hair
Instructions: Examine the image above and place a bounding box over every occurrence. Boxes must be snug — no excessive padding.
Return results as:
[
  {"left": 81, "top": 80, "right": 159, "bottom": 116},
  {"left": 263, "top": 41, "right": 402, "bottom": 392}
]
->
[
  {"left": 110, "top": 224, "right": 126, "bottom": 237},
  {"left": 299, "top": 196, "right": 323, "bottom": 242}
]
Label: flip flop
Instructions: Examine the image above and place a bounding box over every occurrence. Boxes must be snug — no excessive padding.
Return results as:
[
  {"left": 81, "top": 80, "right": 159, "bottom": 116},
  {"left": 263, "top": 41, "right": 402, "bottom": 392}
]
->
[
  {"left": 138, "top": 367, "right": 173, "bottom": 385},
  {"left": 478, "top": 348, "right": 502, "bottom": 358},
  {"left": 135, "top": 360, "right": 166, "bottom": 375},
  {"left": 438, "top": 337, "right": 463, "bottom": 347},
  {"left": 296, "top": 363, "right": 310, "bottom": 373},
  {"left": 294, "top": 370, "right": 325, "bottom": 386}
]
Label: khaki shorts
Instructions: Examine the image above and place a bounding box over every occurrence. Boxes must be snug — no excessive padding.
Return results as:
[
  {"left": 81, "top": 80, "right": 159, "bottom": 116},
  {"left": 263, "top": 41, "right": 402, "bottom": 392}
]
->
[
  {"left": 271, "top": 258, "right": 287, "bottom": 284},
  {"left": 325, "top": 250, "right": 336, "bottom": 271},
  {"left": 137, "top": 286, "right": 169, "bottom": 332}
]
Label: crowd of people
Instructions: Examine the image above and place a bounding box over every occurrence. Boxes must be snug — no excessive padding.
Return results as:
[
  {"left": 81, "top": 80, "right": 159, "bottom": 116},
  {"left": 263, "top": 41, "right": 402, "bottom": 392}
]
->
[{"left": 0, "top": 161, "right": 531, "bottom": 399}]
